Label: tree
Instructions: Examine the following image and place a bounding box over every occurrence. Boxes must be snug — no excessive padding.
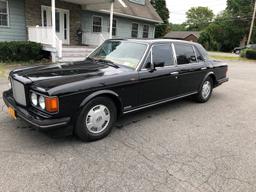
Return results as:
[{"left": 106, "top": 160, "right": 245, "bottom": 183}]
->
[
  {"left": 199, "top": 11, "right": 244, "bottom": 51},
  {"left": 199, "top": 0, "right": 255, "bottom": 52},
  {"left": 186, "top": 6, "right": 214, "bottom": 31},
  {"left": 150, "top": 0, "right": 170, "bottom": 37},
  {"left": 226, "top": 0, "right": 255, "bottom": 45},
  {"left": 169, "top": 23, "right": 187, "bottom": 31}
]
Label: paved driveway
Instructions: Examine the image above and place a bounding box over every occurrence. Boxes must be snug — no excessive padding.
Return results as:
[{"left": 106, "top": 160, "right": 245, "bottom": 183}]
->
[{"left": 0, "top": 61, "right": 256, "bottom": 192}]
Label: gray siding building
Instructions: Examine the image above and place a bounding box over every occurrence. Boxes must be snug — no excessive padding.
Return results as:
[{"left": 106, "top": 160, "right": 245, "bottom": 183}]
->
[
  {"left": 0, "top": 0, "right": 162, "bottom": 45},
  {"left": 0, "top": 0, "right": 27, "bottom": 41},
  {"left": 0, "top": 0, "right": 162, "bottom": 61}
]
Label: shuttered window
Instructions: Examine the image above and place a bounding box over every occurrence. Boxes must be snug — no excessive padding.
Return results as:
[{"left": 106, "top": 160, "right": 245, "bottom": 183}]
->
[
  {"left": 131, "top": 23, "right": 139, "bottom": 38},
  {"left": 0, "top": 0, "right": 8, "bottom": 26},
  {"left": 92, "top": 16, "right": 102, "bottom": 33},
  {"left": 143, "top": 25, "right": 149, "bottom": 38}
]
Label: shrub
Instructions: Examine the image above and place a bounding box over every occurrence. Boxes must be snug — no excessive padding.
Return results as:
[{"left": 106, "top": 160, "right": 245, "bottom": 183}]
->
[
  {"left": 240, "top": 49, "right": 246, "bottom": 58},
  {"left": 0, "top": 41, "right": 43, "bottom": 62},
  {"left": 245, "top": 49, "right": 256, "bottom": 60},
  {"left": 240, "top": 49, "right": 256, "bottom": 60}
]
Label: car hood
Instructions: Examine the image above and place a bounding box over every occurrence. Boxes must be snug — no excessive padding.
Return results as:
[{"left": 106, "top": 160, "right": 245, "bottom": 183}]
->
[{"left": 11, "top": 60, "right": 133, "bottom": 94}]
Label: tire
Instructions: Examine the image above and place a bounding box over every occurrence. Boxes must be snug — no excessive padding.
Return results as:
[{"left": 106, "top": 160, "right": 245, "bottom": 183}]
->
[
  {"left": 194, "top": 77, "right": 213, "bottom": 103},
  {"left": 75, "top": 97, "right": 117, "bottom": 142}
]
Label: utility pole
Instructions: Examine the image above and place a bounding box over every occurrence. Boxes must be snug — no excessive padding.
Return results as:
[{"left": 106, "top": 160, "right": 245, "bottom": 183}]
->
[{"left": 247, "top": 0, "right": 256, "bottom": 45}]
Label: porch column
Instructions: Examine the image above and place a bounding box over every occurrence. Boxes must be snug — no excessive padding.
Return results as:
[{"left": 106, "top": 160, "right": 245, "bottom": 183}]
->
[
  {"left": 51, "top": 0, "right": 56, "bottom": 48},
  {"left": 109, "top": 0, "right": 114, "bottom": 39}
]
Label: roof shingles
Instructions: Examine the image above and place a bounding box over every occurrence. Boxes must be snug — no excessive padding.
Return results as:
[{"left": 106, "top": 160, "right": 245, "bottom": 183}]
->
[
  {"left": 164, "top": 31, "right": 201, "bottom": 39},
  {"left": 88, "top": 0, "right": 163, "bottom": 23}
]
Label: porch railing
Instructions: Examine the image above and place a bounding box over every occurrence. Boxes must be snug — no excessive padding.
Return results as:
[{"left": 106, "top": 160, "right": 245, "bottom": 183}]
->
[{"left": 28, "top": 26, "right": 62, "bottom": 59}]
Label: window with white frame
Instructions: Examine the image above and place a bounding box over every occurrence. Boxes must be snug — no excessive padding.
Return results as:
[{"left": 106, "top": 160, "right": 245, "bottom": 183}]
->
[
  {"left": 108, "top": 19, "right": 117, "bottom": 36},
  {"left": 0, "top": 0, "right": 8, "bottom": 26},
  {"left": 92, "top": 16, "right": 102, "bottom": 33},
  {"left": 143, "top": 25, "right": 149, "bottom": 38},
  {"left": 129, "top": 0, "right": 145, "bottom": 5},
  {"left": 131, "top": 23, "right": 139, "bottom": 38}
]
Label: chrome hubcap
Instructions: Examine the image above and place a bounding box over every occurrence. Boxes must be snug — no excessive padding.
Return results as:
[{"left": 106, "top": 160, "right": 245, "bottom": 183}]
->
[
  {"left": 202, "top": 81, "right": 211, "bottom": 99},
  {"left": 86, "top": 105, "right": 110, "bottom": 134}
]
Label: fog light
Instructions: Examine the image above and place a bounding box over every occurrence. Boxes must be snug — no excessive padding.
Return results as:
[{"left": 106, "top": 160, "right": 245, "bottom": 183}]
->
[
  {"left": 31, "top": 93, "right": 38, "bottom": 106},
  {"left": 39, "top": 96, "right": 45, "bottom": 109}
]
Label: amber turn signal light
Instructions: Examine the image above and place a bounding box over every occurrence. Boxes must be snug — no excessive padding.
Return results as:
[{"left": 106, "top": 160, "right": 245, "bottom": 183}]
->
[{"left": 45, "top": 97, "right": 59, "bottom": 113}]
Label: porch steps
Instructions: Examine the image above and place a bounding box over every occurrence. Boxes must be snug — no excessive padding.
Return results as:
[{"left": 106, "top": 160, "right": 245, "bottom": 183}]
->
[{"left": 59, "top": 46, "right": 96, "bottom": 62}]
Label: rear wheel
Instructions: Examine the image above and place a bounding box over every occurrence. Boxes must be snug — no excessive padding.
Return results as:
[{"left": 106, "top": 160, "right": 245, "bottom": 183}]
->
[
  {"left": 194, "top": 77, "right": 213, "bottom": 103},
  {"left": 75, "top": 97, "right": 117, "bottom": 141}
]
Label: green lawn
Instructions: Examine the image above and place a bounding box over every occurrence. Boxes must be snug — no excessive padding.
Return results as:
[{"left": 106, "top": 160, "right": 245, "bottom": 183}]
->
[
  {"left": 0, "top": 63, "right": 31, "bottom": 77},
  {"left": 209, "top": 55, "right": 255, "bottom": 61},
  {"left": 0, "top": 60, "right": 51, "bottom": 77},
  {"left": 0, "top": 64, "right": 15, "bottom": 77},
  {"left": 0, "top": 65, "right": 6, "bottom": 77}
]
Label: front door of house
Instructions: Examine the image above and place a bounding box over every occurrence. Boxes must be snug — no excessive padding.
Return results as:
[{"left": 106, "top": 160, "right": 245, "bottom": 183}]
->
[{"left": 41, "top": 6, "right": 70, "bottom": 44}]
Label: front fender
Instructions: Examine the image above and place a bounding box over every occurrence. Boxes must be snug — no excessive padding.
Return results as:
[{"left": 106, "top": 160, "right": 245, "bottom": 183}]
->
[{"left": 79, "top": 89, "right": 121, "bottom": 109}]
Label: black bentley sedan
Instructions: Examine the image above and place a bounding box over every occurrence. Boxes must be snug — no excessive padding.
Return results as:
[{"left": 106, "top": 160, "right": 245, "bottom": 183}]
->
[{"left": 3, "top": 39, "right": 228, "bottom": 141}]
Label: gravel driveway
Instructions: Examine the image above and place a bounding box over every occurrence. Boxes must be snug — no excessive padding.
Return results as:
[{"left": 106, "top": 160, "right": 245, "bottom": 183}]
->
[{"left": 0, "top": 61, "right": 256, "bottom": 192}]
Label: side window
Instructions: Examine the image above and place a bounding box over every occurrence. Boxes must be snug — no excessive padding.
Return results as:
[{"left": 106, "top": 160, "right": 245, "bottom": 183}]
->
[
  {"left": 175, "top": 44, "right": 197, "bottom": 65},
  {"left": 152, "top": 44, "right": 174, "bottom": 67},
  {"left": 194, "top": 46, "right": 204, "bottom": 62}
]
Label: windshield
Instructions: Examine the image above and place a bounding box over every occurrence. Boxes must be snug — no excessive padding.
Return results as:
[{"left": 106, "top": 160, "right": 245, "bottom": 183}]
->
[{"left": 89, "top": 41, "right": 148, "bottom": 69}]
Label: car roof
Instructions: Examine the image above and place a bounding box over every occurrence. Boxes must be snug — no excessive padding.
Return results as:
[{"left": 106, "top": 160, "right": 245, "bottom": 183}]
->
[{"left": 110, "top": 38, "right": 199, "bottom": 46}]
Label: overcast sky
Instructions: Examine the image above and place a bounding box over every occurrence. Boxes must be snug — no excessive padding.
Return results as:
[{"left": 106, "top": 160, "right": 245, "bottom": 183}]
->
[{"left": 166, "top": 0, "right": 227, "bottom": 24}]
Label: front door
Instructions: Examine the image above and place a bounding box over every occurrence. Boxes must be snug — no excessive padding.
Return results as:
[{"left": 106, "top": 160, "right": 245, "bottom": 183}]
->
[
  {"left": 138, "top": 43, "right": 179, "bottom": 106},
  {"left": 41, "top": 6, "right": 70, "bottom": 44}
]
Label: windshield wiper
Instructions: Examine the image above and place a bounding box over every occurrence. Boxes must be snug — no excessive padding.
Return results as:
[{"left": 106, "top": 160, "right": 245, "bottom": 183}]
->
[{"left": 94, "top": 59, "right": 120, "bottom": 68}]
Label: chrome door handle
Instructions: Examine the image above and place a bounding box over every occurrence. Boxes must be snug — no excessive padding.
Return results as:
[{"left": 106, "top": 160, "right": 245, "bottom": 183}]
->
[
  {"left": 201, "top": 67, "right": 207, "bottom": 70},
  {"left": 170, "top": 72, "right": 179, "bottom": 75}
]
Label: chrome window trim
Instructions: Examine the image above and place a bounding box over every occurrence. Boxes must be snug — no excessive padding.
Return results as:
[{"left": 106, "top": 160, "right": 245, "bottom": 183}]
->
[
  {"left": 192, "top": 45, "right": 198, "bottom": 63},
  {"left": 123, "top": 91, "right": 198, "bottom": 114},
  {"left": 135, "top": 42, "right": 150, "bottom": 71},
  {"left": 171, "top": 43, "right": 178, "bottom": 65},
  {"left": 173, "top": 43, "right": 199, "bottom": 66},
  {"left": 138, "top": 42, "right": 176, "bottom": 70}
]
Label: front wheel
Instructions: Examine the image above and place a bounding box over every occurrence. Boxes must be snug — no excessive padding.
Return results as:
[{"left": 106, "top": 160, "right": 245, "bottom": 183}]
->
[
  {"left": 75, "top": 97, "right": 117, "bottom": 142},
  {"left": 194, "top": 77, "right": 213, "bottom": 103}
]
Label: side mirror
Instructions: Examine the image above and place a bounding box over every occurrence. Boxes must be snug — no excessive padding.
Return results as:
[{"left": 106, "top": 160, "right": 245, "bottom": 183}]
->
[{"left": 146, "top": 62, "right": 164, "bottom": 72}]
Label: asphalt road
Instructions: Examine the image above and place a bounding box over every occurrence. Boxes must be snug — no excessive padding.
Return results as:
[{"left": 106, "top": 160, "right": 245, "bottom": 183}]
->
[
  {"left": 208, "top": 51, "right": 239, "bottom": 58},
  {"left": 0, "top": 61, "right": 256, "bottom": 192}
]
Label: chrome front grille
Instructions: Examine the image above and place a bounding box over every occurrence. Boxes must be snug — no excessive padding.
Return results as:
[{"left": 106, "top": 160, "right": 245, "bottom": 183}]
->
[{"left": 11, "top": 78, "right": 27, "bottom": 106}]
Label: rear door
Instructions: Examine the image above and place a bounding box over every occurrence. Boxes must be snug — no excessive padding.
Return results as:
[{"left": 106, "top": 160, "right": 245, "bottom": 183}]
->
[
  {"left": 174, "top": 43, "right": 207, "bottom": 95},
  {"left": 138, "top": 43, "right": 179, "bottom": 105}
]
